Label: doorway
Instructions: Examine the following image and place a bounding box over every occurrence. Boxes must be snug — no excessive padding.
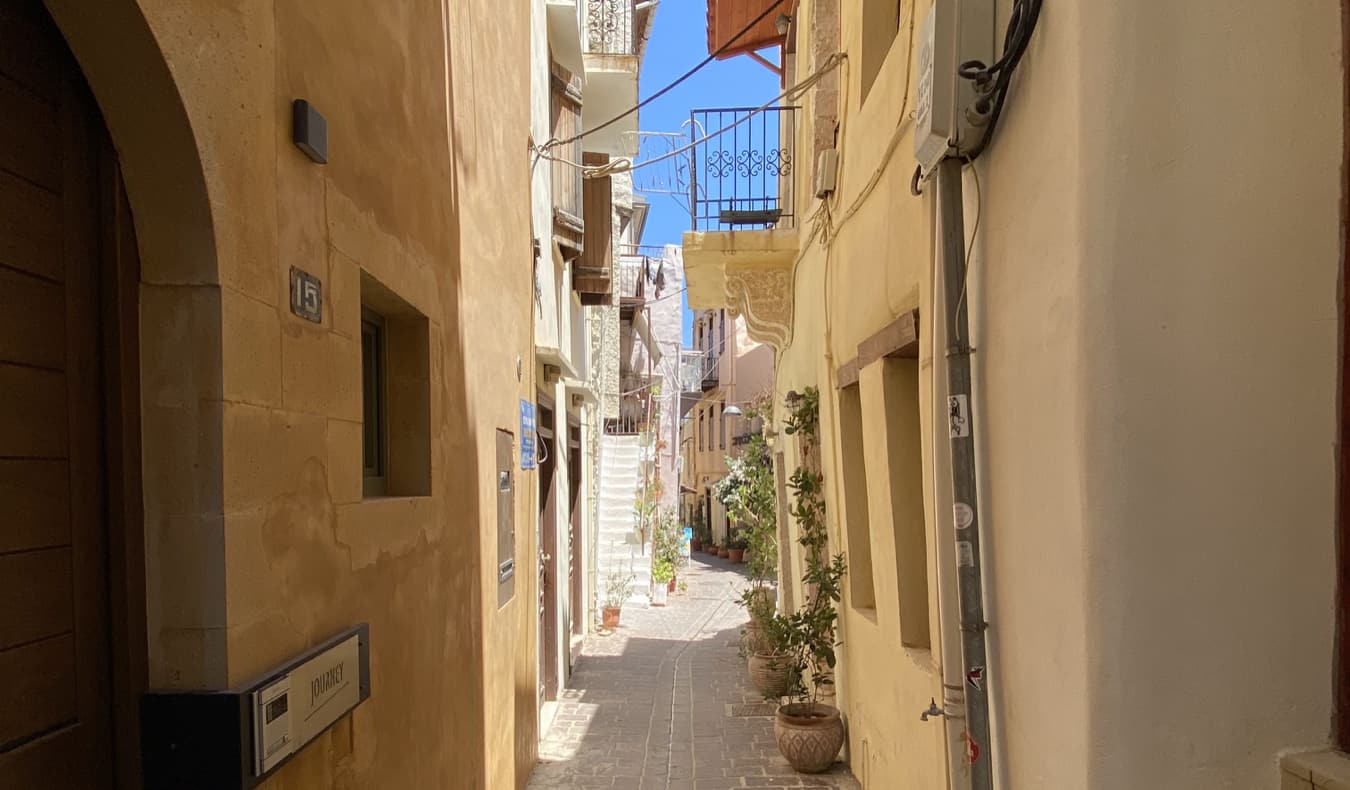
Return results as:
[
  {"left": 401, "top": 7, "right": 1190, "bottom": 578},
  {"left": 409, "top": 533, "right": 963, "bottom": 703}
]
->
[
  {"left": 0, "top": 1, "right": 144, "bottom": 786},
  {"left": 567, "top": 419, "right": 583, "bottom": 646},
  {"left": 537, "top": 401, "right": 559, "bottom": 705}
]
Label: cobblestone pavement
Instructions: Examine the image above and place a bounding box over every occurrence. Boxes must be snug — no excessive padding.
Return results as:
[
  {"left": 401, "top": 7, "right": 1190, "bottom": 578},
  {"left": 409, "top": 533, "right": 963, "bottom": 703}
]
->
[{"left": 527, "top": 553, "right": 861, "bottom": 790}]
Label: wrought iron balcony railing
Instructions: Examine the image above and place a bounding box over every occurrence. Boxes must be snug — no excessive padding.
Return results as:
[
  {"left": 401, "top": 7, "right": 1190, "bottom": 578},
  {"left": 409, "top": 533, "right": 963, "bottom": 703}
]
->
[
  {"left": 606, "top": 373, "right": 652, "bottom": 435},
  {"left": 689, "top": 106, "right": 798, "bottom": 232},
  {"left": 678, "top": 350, "right": 704, "bottom": 395},
  {"left": 617, "top": 255, "right": 648, "bottom": 305},
  {"left": 585, "top": 0, "right": 636, "bottom": 55}
]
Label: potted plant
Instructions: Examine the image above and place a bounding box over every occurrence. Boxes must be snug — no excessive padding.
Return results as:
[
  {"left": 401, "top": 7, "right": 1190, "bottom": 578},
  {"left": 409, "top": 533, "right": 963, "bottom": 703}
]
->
[
  {"left": 651, "top": 508, "right": 683, "bottom": 596},
  {"left": 718, "top": 544, "right": 730, "bottom": 559},
  {"left": 601, "top": 564, "right": 634, "bottom": 630},
  {"left": 651, "top": 558, "right": 673, "bottom": 606},
  {"left": 766, "top": 387, "right": 849, "bottom": 773},
  {"left": 727, "top": 532, "right": 749, "bottom": 563}
]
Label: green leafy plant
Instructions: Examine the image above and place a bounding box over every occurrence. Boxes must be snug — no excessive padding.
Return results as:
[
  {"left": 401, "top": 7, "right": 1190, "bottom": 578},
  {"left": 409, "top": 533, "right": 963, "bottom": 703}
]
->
[
  {"left": 602, "top": 563, "right": 635, "bottom": 610},
  {"left": 761, "top": 387, "right": 846, "bottom": 705},
  {"left": 652, "top": 557, "right": 675, "bottom": 584},
  {"left": 713, "top": 393, "right": 781, "bottom": 617}
]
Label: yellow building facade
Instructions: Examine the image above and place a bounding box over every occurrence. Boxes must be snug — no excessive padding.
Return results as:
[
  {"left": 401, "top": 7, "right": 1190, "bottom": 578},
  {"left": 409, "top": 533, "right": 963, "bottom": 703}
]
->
[
  {"left": 687, "top": 0, "right": 1344, "bottom": 787},
  {"left": 1, "top": 1, "right": 545, "bottom": 788}
]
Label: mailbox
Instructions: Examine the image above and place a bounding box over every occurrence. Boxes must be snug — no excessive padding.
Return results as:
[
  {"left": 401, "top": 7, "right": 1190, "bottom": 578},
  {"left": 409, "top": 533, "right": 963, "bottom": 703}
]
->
[{"left": 142, "top": 624, "right": 370, "bottom": 790}]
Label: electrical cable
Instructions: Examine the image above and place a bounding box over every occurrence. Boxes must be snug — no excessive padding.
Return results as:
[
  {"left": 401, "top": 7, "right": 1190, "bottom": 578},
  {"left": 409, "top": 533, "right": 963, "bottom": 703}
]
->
[
  {"left": 954, "top": 0, "right": 1042, "bottom": 162},
  {"left": 542, "top": 0, "right": 789, "bottom": 152},
  {"left": 536, "top": 53, "right": 846, "bottom": 180}
]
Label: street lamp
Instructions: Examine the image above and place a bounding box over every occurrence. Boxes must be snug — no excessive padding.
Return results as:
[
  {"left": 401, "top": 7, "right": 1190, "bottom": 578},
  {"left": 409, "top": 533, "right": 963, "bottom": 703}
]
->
[{"left": 722, "top": 404, "right": 744, "bottom": 418}]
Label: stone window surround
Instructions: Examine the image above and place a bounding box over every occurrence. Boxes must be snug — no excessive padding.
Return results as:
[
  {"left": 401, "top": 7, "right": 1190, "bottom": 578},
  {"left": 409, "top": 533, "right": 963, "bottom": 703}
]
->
[{"left": 1282, "top": 750, "right": 1350, "bottom": 790}]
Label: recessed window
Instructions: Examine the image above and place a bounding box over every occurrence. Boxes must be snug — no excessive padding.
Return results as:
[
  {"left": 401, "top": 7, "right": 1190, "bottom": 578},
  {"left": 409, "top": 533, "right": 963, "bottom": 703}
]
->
[
  {"left": 880, "top": 357, "right": 929, "bottom": 648},
  {"left": 361, "top": 308, "right": 388, "bottom": 497},
  {"left": 360, "top": 272, "right": 431, "bottom": 499},
  {"left": 861, "top": 0, "right": 902, "bottom": 104},
  {"left": 839, "top": 383, "right": 877, "bottom": 611}
]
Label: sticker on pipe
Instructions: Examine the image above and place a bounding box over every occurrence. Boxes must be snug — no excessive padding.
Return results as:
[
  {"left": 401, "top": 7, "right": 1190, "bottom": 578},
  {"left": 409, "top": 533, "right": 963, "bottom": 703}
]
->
[
  {"left": 948, "top": 395, "right": 970, "bottom": 438},
  {"left": 957, "top": 541, "right": 974, "bottom": 568},
  {"left": 954, "top": 503, "right": 974, "bottom": 530}
]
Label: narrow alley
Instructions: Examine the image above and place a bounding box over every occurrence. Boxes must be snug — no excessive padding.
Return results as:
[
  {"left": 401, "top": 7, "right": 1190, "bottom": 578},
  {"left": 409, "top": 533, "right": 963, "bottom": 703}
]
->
[{"left": 528, "top": 556, "right": 860, "bottom": 790}]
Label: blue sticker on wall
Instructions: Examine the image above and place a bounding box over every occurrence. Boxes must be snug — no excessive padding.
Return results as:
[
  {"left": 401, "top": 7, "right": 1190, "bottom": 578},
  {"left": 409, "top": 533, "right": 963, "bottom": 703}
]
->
[{"left": 520, "top": 400, "right": 536, "bottom": 470}]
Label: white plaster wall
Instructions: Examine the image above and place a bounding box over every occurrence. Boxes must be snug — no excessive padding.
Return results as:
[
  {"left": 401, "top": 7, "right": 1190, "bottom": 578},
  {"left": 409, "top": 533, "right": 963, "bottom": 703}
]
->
[{"left": 970, "top": 0, "right": 1343, "bottom": 787}]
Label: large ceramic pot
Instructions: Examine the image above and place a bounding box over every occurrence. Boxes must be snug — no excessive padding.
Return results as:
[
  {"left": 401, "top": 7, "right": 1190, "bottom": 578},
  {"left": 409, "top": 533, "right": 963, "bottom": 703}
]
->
[
  {"left": 602, "top": 606, "right": 621, "bottom": 629},
  {"left": 728, "top": 548, "right": 745, "bottom": 563},
  {"left": 774, "top": 702, "right": 845, "bottom": 774},
  {"left": 667, "top": 576, "right": 677, "bottom": 593},
  {"left": 748, "top": 652, "right": 794, "bottom": 698},
  {"left": 718, "top": 547, "right": 730, "bottom": 559},
  {"left": 652, "top": 584, "right": 669, "bottom": 606},
  {"left": 691, "top": 538, "right": 703, "bottom": 552}
]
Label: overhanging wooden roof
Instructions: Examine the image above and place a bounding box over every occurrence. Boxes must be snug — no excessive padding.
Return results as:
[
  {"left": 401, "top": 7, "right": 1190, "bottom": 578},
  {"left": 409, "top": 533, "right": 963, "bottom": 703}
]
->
[{"left": 706, "top": 0, "right": 790, "bottom": 59}]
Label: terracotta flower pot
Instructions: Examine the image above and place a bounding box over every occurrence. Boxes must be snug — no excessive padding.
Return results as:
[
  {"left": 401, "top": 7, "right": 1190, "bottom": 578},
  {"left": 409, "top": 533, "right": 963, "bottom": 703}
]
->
[
  {"left": 667, "top": 576, "right": 677, "bottom": 593},
  {"left": 691, "top": 538, "right": 703, "bottom": 552},
  {"left": 729, "top": 548, "right": 745, "bottom": 563},
  {"left": 601, "top": 606, "right": 621, "bottom": 630},
  {"left": 774, "top": 702, "right": 845, "bottom": 774},
  {"left": 718, "top": 547, "right": 730, "bottom": 558},
  {"left": 748, "top": 652, "right": 794, "bottom": 698}
]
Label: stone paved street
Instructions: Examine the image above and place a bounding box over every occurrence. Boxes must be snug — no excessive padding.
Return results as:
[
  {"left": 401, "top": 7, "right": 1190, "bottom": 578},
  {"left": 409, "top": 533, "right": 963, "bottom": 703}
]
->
[{"left": 527, "top": 553, "right": 861, "bottom": 790}]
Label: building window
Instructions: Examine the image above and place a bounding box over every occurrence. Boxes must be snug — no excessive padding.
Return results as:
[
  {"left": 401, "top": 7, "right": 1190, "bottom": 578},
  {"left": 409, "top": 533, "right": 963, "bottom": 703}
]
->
[
  {"left": 718, "top": 403, "right": 726, "bottom": 450},
  {"left": 362, "top": 308, "right": 388, "bottom": 496},
  {"left": 880, "top": 358, "right": 930, "bottom": 648},
  {"left": 699, "top": 408, "right": 705, "bottom": 452},
  {"left": 361, "top": 271, "right": 432, "bottom": 499},
  {"left": 839, "top": 383, "right": 877, "bottom": 611},
  {"left": 861, "top": 0, "right": 902, "bottom": 104}
]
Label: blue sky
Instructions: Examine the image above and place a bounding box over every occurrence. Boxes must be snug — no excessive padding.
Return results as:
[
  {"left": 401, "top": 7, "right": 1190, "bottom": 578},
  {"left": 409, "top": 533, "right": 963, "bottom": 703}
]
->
[{"left": 636, "top": 2, "right": 778, "bottom": 346}]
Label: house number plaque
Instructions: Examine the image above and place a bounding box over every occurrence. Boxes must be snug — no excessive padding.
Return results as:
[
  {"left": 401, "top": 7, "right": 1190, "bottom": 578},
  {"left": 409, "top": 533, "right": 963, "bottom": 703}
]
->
[{"left": 289, "top": 267, "right": 322, "bottom": 323}]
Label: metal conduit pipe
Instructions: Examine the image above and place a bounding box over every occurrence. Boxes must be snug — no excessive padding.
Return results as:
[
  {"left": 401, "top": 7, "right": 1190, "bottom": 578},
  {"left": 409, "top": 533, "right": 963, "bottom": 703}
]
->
[
  {"left": 936, "top": 156, "right": 994, "bottom": 790},
  {"left": 929, "top": 184, "right": 973, "bottom": 790}
]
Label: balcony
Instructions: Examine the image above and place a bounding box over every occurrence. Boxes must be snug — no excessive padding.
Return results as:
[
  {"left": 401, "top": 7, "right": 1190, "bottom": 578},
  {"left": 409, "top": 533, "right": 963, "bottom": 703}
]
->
[
  {"left": 677, "top": 349, "right": 704, "bottom": 417},
  {"left": 689, "top": 106, "right": 798, "bottom": 231},
  {"left": 581, "top": 0, "right": 657, "bottom": 157},
  {"left": 681, "top": 106, "right": 802, "bottom": 349},
  {"left": 701, "top": 350, "right": 720, "bottom": 391},
  {"left": 606, "top": 373, "right": 652, "bottom": 435},
  {"left": 617, "top": 254, "right": 649, "bottom": 318}
]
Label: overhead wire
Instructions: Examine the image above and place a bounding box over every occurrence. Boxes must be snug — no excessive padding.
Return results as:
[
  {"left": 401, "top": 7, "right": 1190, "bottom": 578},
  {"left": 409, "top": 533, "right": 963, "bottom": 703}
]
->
[
  {"left": 539, "top": 0, "right": 789, "bottom": 153},
  {"left": 535, "top": 53, "right": 847, "bottom": 180}
]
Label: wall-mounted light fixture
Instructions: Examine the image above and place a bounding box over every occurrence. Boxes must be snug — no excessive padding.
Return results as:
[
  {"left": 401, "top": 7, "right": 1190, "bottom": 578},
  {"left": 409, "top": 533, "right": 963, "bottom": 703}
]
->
[
  {"left": 292, "top": 99, "right": 328, "bottom": 164},
  {"left": 775, "top": 13, "right": 793, "bottom": 35}
]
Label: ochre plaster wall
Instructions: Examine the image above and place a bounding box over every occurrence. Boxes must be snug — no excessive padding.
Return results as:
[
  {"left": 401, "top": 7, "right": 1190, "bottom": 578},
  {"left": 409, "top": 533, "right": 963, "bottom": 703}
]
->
[
  {"left": 50, "top": 0, "right": 540, "bottom": 787},
  {"left": 772, "top": 0, "right": 948, "bottom": 786}
]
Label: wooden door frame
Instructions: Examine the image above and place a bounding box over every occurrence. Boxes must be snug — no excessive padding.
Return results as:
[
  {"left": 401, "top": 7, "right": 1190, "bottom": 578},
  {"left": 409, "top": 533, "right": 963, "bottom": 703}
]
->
[
  {"left": 567, "top": 422, "right": 583, "bottom": 639},
  {"left": 1336, "top": 0, "right": 1350, "bottom": 750},
  {"left": 537, "top": 403, "right": 560, "bottom": 703},
  {"left": 99, "top": 147, "right": 147, "bottom": 789}
]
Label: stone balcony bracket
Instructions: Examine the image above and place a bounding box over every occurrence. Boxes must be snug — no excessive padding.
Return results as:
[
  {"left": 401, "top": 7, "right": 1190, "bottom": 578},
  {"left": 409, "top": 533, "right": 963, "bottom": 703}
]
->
[{"left": 681, "top": 228, "right": 798, "bottom": 350}]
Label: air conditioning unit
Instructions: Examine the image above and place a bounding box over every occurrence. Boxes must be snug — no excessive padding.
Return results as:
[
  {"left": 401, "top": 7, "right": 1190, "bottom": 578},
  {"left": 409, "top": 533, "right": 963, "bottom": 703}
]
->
[{"left": 914, "top": 0, "right": 994, "bottom": 174}]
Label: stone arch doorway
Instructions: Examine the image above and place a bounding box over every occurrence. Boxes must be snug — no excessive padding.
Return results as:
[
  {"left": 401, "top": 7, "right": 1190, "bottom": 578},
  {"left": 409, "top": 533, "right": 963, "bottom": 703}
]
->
[{"left": 1, "top": 1, "right": 219, "bottom": 787}]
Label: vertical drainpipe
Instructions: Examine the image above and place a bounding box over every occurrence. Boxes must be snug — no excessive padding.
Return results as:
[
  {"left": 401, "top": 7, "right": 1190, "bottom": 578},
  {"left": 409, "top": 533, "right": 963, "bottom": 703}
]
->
[
  {"left": 930, "top": 189, "right": 973, "bottom": 790},
  {"left": 936, "top": 156, "right": 994, "bottom": 790}
]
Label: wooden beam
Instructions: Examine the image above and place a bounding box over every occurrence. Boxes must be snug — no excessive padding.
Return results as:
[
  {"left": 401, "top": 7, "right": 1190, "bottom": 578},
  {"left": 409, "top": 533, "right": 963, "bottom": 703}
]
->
[
  {"left": 835, "top": 357, "right": 860, "bottom": 389},
  {"left": 856, "top": 309, "right": 919, "bottom": 369},
  {"left": 746, "top": 49, "right": 782, "bottom": 76}
]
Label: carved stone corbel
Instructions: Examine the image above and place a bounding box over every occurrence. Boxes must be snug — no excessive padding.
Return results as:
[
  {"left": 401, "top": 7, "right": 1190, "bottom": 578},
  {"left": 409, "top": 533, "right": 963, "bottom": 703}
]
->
[{"left": 724, "top": 260, "right": 793, "bottom": 349}]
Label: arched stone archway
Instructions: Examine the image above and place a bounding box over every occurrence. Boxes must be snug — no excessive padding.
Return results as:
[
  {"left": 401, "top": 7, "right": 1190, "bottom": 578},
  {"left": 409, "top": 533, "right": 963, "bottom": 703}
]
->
[{"left": 42, "top": 0, "right": 228, "bottom": 695}]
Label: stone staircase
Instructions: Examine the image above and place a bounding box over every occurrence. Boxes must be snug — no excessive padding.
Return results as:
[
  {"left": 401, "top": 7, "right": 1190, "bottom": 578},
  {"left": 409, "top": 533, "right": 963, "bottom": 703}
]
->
[{"left": 596, "top": 433, "right": 650, "bottom": 614}]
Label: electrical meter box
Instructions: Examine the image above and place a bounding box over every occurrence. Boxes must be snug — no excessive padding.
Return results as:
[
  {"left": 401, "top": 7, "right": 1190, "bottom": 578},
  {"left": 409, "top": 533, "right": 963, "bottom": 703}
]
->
[
  {"left": 914, "top": 0, "right": 994, "bottom": 173},
  {"left": 142, "top": 624, "right": 370, "bottom": 790}
]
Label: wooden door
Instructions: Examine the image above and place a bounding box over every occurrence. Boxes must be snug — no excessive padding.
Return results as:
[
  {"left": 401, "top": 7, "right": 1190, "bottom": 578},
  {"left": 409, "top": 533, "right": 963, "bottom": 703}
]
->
[
  {"left": 0, "top": 1, "right": 118, "bottom": 786},
  {"left": 537, "top": 405, "right": 559, "bottom": 704}
]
